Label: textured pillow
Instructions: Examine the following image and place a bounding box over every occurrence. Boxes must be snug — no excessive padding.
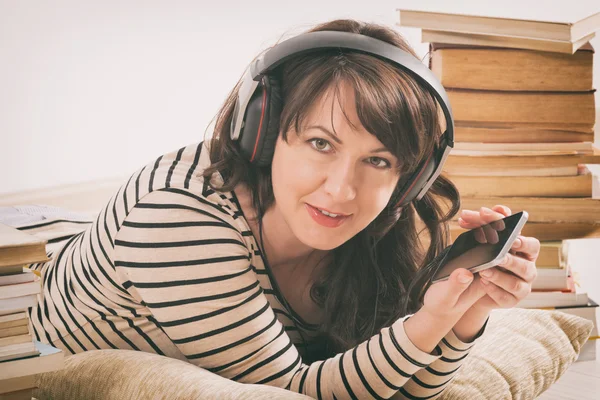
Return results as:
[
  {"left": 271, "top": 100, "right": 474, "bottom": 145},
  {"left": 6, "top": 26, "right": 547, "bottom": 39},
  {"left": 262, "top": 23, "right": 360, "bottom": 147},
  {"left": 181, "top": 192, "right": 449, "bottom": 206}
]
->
[
  {"left": 34, "top": 349, "right": 312, "bottom": 400},
  {"left": 439, "top": 307, "right": 594, "bottom": 400},
  {"left": 33, "top": 308, "right": 592, "bottom": 400}
]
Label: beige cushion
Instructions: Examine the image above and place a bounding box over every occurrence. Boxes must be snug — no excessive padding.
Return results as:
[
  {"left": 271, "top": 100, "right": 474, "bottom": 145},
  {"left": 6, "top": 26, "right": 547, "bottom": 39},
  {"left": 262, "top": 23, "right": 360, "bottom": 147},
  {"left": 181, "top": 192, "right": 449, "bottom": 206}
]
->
[
  {"left": 33, "top": 308, "right": 592, "bottom": 400},
  {"left": 33, "top": 349, "right": 312, "bottom": 400},
  {"left": 439, "top": 307, "right": 593, "bottom": 400}
]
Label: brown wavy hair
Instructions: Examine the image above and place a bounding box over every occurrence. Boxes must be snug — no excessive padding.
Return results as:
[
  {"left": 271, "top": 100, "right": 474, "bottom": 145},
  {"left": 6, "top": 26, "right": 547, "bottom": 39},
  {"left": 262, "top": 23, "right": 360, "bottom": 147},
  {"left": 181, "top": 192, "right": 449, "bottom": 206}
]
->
[{"left": 202, "top": 19, "right": 460, "bottom": 360}]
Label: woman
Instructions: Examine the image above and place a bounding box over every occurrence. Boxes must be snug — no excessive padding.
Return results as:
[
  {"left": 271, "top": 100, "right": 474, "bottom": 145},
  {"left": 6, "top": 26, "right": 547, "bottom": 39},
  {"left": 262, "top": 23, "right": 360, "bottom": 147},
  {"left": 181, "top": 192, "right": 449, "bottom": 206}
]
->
[{"left": 24, "top": 19, "right": 539, "bottom": 399}]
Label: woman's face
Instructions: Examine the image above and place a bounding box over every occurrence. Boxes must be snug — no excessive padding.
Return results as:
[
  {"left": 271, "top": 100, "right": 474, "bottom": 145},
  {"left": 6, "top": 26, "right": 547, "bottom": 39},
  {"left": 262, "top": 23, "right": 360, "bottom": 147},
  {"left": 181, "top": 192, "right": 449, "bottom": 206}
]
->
[{"left": 271, "top": 81, "right": 401, "bottom": 250}]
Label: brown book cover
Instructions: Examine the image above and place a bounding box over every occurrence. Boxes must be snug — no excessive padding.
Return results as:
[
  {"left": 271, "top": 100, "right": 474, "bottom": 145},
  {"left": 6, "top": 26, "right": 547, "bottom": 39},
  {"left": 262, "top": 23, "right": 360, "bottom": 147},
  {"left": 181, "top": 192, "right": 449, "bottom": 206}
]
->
[
  {"left": 0, "top": 312, "right": 28, "bottom": 324},
  {"left": 0, "top": 223, "right": 49, "bottom": 270},
  {"left": 429, "top": 41, "right": 595, "bottom": 52},
  {"left": 0, "top": 333, "right": 32, "bottom": 347},
  {"left": 430, "top": 43, "right": 593, "bottom": 91},
  {"left": 536, "top": 241, "right": 565, "bottom": 267},
  {"left": 0, "top": 388, "right": 34, "bottom": 400},
  {"left": 452, "top": 141, "right": 595, "bottom": 154},
  {"left": 0, "top": 317, "right": 28, "bottom": 330},
  {"left": 454, "top": 123, "right": 594, "bottom": 143},
  {"left": 443, "top": 146, "right": 600, "bottom": 176},
  {"left": 447, "top": 172, "right": 593, "bottom": 197},
  {"left": 0, "top": 375, "right": 36, "bottom": 395},
  {"left": 0, "top": 325, "right": 29, "bottom": 339},
  {"left": 446, "top": 88, "right": 596, "bottom": 124}
]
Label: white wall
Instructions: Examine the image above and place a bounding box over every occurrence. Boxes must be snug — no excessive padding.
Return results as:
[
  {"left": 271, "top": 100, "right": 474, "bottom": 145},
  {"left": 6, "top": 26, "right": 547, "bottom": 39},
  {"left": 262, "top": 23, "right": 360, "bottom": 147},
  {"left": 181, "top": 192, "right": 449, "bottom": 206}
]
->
[
  {"left": 2, "top": 0, "right": 600, "bottom": 194},
  {"left": 0, "top": 0, "right": 407, "bottom": 194}
]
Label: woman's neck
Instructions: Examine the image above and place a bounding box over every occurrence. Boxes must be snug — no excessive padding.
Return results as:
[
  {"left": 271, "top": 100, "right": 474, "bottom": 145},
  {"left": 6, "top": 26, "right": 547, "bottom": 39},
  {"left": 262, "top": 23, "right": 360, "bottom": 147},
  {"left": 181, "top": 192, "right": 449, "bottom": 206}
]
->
[
  {"left": 233, "top": 183, "right": 328, "bottom": 271},
  {"left": 233, "top": 183, "right": 329, "bottom": 326}
]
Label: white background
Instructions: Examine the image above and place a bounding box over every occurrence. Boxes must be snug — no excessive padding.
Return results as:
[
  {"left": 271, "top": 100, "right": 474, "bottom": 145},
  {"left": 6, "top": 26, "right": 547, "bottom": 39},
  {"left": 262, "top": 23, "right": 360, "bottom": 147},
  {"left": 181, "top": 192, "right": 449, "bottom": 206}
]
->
[{"left": 1, "top": 1, "right": 599, "bottom": 299}]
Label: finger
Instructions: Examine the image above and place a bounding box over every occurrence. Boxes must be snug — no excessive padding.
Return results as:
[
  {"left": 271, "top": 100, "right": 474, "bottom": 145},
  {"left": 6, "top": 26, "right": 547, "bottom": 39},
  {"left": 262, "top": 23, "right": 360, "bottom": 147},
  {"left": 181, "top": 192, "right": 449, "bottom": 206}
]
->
[
  {"left": 473, "top": 227, "right": 487, "bottom": 243},
  {"left": 511, "top": 236, "right": 523, "bottom": 251},
  {"left": 479, "top": 279, "right": 520, "bottom": 308},
  {"left": 459, "top": 209, "right": 483, "bottom": 227},
  {"left": 512, "top": 236, "right": 541, "bottom": 262},
  {"left": 495, "top": 253, "right": 538, "bottom": 283},
  {"left": 489, "top": 219, "right": 506, "bottom": 231},
  {"left": 492, "top": 204, "right": 511, "bottom": 217},
  {"left": 457, "top": 217, "right": 481, "bottom": 230},
  {"left": 460, "top": 206, "right": 510, "bottom": 227},
  {"left": 479, "top": 267, "right": 531, "bottom": 299},
  {"left": 479, "top": 207, "right": 506, "bottom": 224},
  {"left": 456, "top": 274, "right": 488, "bottom": 309},
  {"left": 460, "top": 208, "right": 505, "bottom": 226},
  {"left": 457, "top": 220, "right": 497, "bottom": 246},
  {"left": 481, "top": 223, "right": 500, "bottom": 244},
  {"left": 458, "top": 219, "right": 487, "bottom": 232}
]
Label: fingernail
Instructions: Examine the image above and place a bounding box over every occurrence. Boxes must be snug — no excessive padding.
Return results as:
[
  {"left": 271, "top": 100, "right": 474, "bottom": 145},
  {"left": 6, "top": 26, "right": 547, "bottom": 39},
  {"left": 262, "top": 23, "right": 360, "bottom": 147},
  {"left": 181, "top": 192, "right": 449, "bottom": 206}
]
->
[
  {"left": 459, "top": 274, "right": 472, "bottom": 283},
  {"left": 481, "top": 278, "right": 490, "bottom": 285},
  {"left": 482, "top": 207, "right": 493, "bottom": 215},
  {"left": 514, "top": 238, "right": 522, "bottom": 248},
  {"left": 481, "top": 270, "right": 493, "bottom": 278}
]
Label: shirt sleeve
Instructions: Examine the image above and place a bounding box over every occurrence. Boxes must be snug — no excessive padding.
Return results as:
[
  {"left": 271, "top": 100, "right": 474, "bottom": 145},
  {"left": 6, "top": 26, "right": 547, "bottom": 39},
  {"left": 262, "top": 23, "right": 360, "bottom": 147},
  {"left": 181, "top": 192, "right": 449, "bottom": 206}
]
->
[
  {"left": 113, "top": 187, "right": 480, "bottom": 399},
  {"left": 391, "top": 315, "right": 489, "bottom": 399}
]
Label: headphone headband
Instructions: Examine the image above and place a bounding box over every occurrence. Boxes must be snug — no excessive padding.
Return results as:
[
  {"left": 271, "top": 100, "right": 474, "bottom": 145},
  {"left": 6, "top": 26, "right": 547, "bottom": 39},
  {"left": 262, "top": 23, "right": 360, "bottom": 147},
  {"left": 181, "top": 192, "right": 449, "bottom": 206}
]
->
[
  {"left": 254, "top": 32, "right": 453, "bottom": 132},
  {"left": 230, "top": 30, "right": 455, "bottom": 202}
]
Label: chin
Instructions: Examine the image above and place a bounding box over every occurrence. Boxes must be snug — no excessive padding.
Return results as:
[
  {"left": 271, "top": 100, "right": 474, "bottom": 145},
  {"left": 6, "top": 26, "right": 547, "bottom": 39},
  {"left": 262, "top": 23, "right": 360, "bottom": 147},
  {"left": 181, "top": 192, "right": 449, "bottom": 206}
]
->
[
  {"left": 303, "top": 238, "right": 342, "bottom": 251},
  {"left": 305, "top": 238, "right": 341, "bottom": 251},
  {"left": 295, "top": 226, "right": 352, "bottom": 251}
]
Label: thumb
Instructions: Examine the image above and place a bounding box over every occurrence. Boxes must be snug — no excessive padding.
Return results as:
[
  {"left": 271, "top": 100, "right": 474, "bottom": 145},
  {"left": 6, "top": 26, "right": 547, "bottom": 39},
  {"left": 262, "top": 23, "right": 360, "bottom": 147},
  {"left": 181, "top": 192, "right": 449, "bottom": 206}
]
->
[{"left": 447, "top": 269, "right": 474, "bottom": 303}]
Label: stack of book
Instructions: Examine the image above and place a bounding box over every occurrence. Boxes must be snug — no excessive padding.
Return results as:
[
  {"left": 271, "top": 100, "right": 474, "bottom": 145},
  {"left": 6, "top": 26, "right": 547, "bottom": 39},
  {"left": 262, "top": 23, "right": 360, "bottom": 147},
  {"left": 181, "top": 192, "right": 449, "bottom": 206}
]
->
[
  {"left": 0, "top": 223, "right": 64, "bottom": 399},
  {"left": 398, "top": 7, "right": 600, "bottom": 361}
]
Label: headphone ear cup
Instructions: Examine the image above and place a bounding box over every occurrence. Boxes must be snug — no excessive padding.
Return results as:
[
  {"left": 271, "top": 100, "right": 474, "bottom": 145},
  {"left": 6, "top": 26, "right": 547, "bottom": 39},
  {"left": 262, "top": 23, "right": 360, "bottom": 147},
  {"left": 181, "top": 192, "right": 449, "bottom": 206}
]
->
[
  {"left": 253, "top": 76, "right": 283, "bottom": 167},
  {"left": 392, "top": 150, "right": 437, "bottom": 208},
  {"left": 238, "top": 76, "right": 283, "bottom": 166}
]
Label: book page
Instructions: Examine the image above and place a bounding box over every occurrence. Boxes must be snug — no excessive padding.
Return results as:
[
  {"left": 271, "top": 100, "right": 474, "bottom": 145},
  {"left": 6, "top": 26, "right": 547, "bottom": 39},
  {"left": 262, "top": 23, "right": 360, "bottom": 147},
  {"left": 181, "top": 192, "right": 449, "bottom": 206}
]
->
[{"left": 399, "top": 0, "right": 600, "bottom": 24}]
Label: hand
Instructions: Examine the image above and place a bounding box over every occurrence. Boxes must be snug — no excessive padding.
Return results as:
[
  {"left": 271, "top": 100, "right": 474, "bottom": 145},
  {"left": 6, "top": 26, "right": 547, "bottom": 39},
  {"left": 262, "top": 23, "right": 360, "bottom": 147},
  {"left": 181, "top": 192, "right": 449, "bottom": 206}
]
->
[
  {"left": 458, "top": 205, "right": 540, "bottom": 313},
  {"left": 422, "top": 267, "right": 485, "bottom": 321}
]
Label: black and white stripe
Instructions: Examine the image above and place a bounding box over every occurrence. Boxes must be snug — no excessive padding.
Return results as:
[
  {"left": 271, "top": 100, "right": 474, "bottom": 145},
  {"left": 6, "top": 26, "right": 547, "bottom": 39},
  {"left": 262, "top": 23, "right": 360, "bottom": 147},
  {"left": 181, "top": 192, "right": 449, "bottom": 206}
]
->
[{"left": 16, "top": 141, "right": 486, "bottom": 399}]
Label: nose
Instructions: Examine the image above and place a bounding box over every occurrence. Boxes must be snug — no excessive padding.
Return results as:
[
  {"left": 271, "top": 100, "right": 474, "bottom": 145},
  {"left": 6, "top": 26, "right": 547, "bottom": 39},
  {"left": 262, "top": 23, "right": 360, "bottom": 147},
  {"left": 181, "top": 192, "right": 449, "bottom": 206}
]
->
[{"left": 323, "top": 158, "right": 357, "bottom": 203}]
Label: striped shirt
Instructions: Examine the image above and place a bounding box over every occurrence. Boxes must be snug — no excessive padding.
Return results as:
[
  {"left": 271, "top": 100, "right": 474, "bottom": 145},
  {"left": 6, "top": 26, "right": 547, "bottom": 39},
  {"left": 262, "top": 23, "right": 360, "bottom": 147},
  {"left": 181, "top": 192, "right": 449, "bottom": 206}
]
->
[{"left": 19, "top": 141, "right": 487, "bottom": 399}]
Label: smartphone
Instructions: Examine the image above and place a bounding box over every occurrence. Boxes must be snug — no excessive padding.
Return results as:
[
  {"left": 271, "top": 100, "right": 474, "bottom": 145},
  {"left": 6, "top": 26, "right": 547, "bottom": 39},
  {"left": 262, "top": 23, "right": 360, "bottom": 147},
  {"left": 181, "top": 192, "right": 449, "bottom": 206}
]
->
[{"left": 431, "top": 211, "right": 529, "bottom": 283}]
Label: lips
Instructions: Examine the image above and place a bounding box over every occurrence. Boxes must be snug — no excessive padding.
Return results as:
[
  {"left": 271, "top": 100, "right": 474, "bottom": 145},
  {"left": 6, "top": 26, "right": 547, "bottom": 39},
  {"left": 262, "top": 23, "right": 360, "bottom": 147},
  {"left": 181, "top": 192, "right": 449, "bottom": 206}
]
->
[
  {"left": 305, "top": 204, "right": 351, "bottom": 228},
  {"left": 307, "top": 204, "right": 350, "bottom": 217}
]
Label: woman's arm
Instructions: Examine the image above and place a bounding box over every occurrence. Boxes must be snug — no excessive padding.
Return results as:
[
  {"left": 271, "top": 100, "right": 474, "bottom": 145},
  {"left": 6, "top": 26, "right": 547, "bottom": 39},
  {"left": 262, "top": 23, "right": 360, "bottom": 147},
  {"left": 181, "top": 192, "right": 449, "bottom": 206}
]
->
[
  {"left": 404, "top": 307, "right": 465, "bottom": 354},
  {"left": 113, "top": 188, "right": 480, "bottom": 399},
  {"left": 393, "top": 269, "right": 492, "bottom": 399},
  {"left": 384, "top": 308, "right": 488, "bottom": 400},
  {"left": 453, "top": 307, "right": 490, "bottom": 342},
  {"left": 392, "top": 313, "right": 489, "bottom": 400}
]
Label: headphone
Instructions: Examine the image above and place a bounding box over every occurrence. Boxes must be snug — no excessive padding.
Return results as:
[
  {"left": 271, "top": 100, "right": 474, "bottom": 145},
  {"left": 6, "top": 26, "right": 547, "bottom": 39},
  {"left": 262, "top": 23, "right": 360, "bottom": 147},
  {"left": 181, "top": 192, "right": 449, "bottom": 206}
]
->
[{"left": 230, "top": 30, "right": 454, "bottom": 208}]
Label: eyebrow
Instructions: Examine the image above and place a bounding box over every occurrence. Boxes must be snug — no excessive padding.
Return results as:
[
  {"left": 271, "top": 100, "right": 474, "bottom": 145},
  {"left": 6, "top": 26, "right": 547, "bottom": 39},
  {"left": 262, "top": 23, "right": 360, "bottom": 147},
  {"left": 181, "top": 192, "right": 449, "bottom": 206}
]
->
[{"left": 305, "top": 125, "right": 390, "bottom": 153}]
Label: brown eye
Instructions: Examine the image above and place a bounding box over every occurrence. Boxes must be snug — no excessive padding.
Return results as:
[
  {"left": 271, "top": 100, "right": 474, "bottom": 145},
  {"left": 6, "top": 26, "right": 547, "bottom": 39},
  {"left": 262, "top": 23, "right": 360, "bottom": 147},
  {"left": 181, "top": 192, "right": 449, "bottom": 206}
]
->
[
  {"left": 367, "top": 157, "right": 391, "bottom": 169},
  {"left": 309, "top": 138, "right": 332, "bottom": 152}
]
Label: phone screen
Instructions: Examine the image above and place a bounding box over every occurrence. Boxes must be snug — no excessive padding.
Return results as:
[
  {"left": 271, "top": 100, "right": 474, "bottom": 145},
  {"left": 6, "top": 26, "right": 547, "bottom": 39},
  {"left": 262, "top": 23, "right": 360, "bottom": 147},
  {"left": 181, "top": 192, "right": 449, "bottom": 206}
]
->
[{"left": 432, "top": 211, "right": 526, "bottom": 282}]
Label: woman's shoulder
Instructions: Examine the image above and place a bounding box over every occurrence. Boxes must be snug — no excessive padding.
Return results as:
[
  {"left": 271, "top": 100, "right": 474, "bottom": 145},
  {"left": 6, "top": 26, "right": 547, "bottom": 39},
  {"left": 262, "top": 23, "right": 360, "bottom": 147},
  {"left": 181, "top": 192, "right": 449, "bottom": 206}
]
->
[
  {"left": 123, "top": 140, "right": 227, "bottom": 200},
  {"left": 117, "top": 140, "right": 243, "bottom": 224}
]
